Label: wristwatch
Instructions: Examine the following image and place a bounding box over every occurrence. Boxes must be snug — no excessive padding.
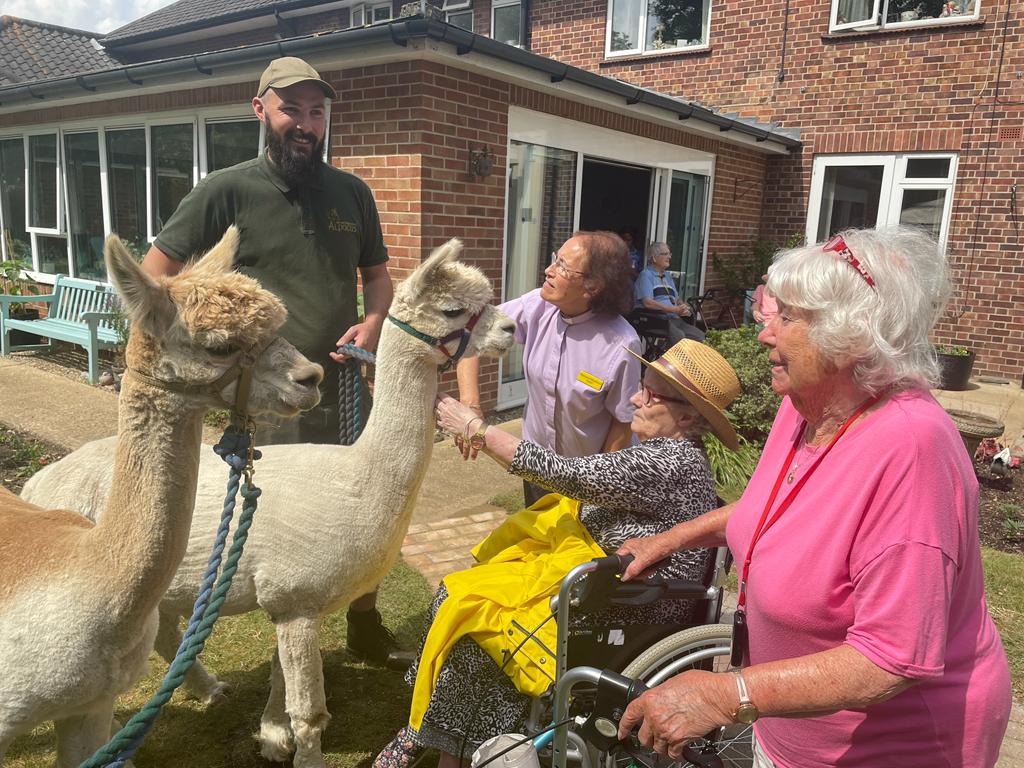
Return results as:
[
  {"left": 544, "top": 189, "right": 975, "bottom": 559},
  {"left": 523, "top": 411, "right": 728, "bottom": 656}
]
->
[
  {"left": 468, "top": 421, "right": 489, "bottom": 451},
  {"left": 732, "top": 671, "right": 759, "bottom": 724}
]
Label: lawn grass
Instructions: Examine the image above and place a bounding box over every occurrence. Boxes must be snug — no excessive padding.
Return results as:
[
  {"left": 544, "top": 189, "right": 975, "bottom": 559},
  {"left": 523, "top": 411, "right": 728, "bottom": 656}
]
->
[
  {"left": 488, "top": 488, "right": 525, "bottom": 514},
  {"left": 982, "top": 547, "right": 1024, "bottom": 699},
  {"left": 5, "top": 561, "right": 433, "bottom": 768}
]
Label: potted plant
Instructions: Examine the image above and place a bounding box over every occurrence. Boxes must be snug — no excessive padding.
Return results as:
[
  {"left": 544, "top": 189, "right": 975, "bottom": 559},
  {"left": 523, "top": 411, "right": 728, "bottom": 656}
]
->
[
  {"left": 0, "top": 257, "right": 43, "bottom": 345},
  {"left": 934, "top": 344, "right": 975, "bottom": 391}
]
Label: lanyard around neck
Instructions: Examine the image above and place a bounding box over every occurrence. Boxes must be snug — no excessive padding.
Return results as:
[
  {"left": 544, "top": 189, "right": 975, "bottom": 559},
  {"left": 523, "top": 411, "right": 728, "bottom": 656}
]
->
[{"left": 737, "top": 394, "right": 881, "bottom": 611}]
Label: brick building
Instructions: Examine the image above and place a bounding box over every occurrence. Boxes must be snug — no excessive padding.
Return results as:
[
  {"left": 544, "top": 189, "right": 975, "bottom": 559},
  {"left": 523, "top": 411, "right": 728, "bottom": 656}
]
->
[{"left": 0, "top": 3, "right": 802, "bottom": 410}]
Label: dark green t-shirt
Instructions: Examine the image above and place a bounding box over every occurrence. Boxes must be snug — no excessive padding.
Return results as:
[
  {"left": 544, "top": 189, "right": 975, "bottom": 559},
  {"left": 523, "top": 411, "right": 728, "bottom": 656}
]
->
[{"left": 155, "top": 155, "right": 388, "bottom": 406}]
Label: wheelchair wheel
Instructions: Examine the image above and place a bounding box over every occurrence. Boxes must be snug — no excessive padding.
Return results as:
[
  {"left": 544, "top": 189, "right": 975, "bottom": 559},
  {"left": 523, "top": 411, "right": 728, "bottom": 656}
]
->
[{"left": 603, "top": 624, "right": 753, "bottom": 768}]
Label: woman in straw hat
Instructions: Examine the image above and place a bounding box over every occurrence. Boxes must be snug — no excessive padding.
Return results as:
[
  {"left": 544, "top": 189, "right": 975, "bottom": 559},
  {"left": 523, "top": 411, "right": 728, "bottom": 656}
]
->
[
  {"left": 617, "top": 228, "right": 1011, "bottom": 768},
  {"left": 373, "top": 339, "right": 742, "bottom": 768}
]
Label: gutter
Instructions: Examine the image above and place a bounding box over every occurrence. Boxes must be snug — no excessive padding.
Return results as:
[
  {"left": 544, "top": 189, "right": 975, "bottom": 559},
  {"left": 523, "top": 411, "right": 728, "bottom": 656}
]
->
[{"left": 0, "top": 18, "right": 800, "bottom": 150}]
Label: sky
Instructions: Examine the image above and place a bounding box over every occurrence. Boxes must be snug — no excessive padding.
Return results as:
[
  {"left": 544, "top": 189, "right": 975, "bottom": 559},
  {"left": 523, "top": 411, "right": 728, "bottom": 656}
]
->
[{"left": 2, "top": 0, "right": 178, "bottom": 34}]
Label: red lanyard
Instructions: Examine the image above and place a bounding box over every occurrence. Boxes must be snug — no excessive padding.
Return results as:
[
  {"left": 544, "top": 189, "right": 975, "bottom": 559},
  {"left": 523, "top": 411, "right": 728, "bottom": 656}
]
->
[{"left": 737, "top": 395, "right": 881, "bottom": 610}]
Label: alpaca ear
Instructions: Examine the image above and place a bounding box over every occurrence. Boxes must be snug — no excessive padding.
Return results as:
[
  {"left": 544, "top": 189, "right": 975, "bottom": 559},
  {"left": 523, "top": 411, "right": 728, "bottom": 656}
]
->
[
  {"left": 188, "top": 225, "right": 240, "bottom": 277},
  {"left": 104, "top": 235, "right": 174, "bottom": 337},
  {"left": 404, "top": 238, "right": 462, "bottom": 298}
]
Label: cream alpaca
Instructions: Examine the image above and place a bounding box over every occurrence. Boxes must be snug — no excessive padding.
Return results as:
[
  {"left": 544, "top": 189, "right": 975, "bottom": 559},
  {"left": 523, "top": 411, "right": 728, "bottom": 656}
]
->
[
  {"left": 23, "top": 239, "right": 515, "bottom": 768},
  {"left": 1, "top": 229, "right": 323, "bottom": 767}
]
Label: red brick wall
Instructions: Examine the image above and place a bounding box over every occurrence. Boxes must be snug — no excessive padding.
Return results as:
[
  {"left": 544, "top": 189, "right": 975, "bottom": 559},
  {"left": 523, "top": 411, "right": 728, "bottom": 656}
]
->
[{"left": 527, "top": 0, "right": 1024, "bottom": 380}]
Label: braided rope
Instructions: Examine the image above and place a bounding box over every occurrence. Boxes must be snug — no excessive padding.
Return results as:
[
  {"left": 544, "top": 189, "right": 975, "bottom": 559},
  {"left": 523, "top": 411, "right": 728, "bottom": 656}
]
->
[
  {"left": 336, "top": 343, "right": 376, "bottom": 446},
  {"left": 80, "top": 427, "right": 262, "bottom": 768}
]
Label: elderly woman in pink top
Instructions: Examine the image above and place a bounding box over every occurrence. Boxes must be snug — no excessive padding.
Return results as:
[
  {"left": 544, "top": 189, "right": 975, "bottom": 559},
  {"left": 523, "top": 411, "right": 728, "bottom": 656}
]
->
[{"left": 618, "top": 227, "right": 1011, "bottom": 767}]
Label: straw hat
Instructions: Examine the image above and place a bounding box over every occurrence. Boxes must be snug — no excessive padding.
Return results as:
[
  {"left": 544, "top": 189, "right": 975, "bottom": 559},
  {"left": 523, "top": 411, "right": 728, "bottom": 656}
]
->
[{"left": 626, "top": 339, "right": 742, "bottom": 450}]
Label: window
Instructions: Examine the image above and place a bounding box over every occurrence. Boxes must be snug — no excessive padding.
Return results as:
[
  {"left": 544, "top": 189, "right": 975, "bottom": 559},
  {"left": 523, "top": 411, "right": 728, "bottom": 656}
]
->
[
  {"left": 150, "top": 123, "right": 195, "bottom": 235},
  {"left": 350, "top": 4, "right": 366, "bottom": 27},
  {"left": 606, "top": 0, "right": 710, "bottom": 56},
  {"left": 36, "top": 234, "right": 69, "bottom": 275},
  {"left": 447, "top": 9, "right": 474, "bottom": 29},
  {"left": 370, "top": 1, "right": 392, "bottom": 24},
  {"left": 830, "top": 0, "right": 979, "bottom": 31},
  {"left": 28, "top": 134, "right": 60, "bottom": 232},
  {"left": 106, "top": 129, "right": 147, "bottom": 258},
  {"left": 205, "top": 119, "right": 260, "bottom": 174},
  {"left": 492, "top": 0, "right": 523, "bottom": 46},
  {"left": 807, "top": 154, "right": 957, "bottom": 245},
  {"left": 0, "top": 138, "right": 29, "bottom": 263},
  {"left": 64, "top": 132, "right": 106, "bottom": 280}
]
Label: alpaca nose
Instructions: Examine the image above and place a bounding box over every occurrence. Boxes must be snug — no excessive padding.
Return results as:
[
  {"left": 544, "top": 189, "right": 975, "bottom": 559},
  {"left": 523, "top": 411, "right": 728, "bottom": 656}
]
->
[{"left": 293, "top": 362, "right": 324, "bottom": 390}]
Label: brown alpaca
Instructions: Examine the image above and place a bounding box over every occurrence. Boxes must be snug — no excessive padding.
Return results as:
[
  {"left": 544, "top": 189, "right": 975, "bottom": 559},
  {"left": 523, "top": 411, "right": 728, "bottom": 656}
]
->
[{"left": 0, "top": 228, "right": 323, "bottom": 767}]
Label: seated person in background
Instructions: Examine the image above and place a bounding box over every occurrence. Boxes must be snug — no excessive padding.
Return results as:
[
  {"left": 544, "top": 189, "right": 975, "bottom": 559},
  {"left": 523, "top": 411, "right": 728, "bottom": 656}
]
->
[
  {"left": 635, "top": 242, "right": 705, "bottom": 343},
  {"left": 621, "top": 227, "right": 644, "bottom": 278},
  {"left": 751, "top": 273, "right": 778, "bottom": 325},
  {"left": 458, "top": 230, "right": 641, "bottom": 507},
  {"left": 373, "top": 339, "right": 742, "bottom": 768}
]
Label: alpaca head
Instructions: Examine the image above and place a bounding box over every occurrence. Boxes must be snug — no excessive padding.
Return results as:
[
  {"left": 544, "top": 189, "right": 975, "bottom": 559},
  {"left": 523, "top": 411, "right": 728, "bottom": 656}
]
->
[
  {"left": 105, "top": 227, "right": 324, "bottom": 421},
  {"left": 390, "top": 239, "right": 515, "bottom": 364}
]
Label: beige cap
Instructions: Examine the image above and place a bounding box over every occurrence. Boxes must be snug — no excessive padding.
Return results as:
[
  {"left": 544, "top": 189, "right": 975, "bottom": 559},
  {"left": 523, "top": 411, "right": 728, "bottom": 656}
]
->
[
  {"left": 257, "top": 56, "right": 337, "bottom": 99},
  {"left": 626, "top": 339, "right": 742, "bottom": 450}
]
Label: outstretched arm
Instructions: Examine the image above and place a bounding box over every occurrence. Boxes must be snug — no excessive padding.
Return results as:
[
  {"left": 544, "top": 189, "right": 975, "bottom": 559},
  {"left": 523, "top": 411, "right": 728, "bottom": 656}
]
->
[
  {"left": 332, "top": 262, "right": 393, "bottom": 362},
  {"left": 141, "top": 245, "right": 185, "bottom": 277},
  {"left": 617, "top": 502, "right": 733, "bottom": 580}
]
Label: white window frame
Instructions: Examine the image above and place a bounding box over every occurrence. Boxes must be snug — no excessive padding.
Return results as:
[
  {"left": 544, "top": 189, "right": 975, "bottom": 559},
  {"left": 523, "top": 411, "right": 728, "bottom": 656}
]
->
[
  {"left": 446, "top": 8, "right": 474, "bottom": 29},
  {"left": 0, "top": 135, "right": 26, "bottom": 262},
  {"left": 828, "top": 0, "right": 980, "bottom": 32},
  {"left": 604, "top": 0, "right": 712, "bottom": 58},
  {"left": 492, "top": 0, "right": 523, "bottom": 47},
  {"left": 368, "top": 1, "right": 392, "bottom": 24},
  {"left": 442, "top": 0, "right": 471, "bottom": 9},
  {"left": 60, "top": 128, "right": 108, "bottom": 279},
  {"left": 806, "top": 152, "right": 958, "bottom": 246},
  {"left": 350, "top": 3, "right": 366, "bottom": 27},
  {"left": 25, "top": 131, "right": 63, "bottom": 236},
  {"left": 199, "top": 113, "right": 261, "bottom": 178}
]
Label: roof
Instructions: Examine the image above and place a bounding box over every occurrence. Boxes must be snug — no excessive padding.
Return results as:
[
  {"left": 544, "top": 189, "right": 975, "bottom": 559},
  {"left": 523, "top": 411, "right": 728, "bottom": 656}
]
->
[
  {"left": 101, "top": 0, "right": 326, "bottom": 45},
  {"left": 0, "top": 16, "right": 120, "bottom": 87}
]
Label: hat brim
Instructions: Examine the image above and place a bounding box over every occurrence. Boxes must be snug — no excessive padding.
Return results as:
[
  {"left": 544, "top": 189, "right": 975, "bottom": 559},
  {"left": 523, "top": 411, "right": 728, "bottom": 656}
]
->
[
  {"left": 625, "top": 346, "right": 740, "bottom": 451},
  {"left": 261, "top": 76, "right": 337, "bottom": 100}
]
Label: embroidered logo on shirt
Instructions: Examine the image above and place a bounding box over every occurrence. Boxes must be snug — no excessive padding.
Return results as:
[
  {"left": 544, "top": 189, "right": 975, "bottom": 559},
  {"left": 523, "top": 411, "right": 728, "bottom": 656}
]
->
[
  {"left": 577, "top": 370, "right": 604, "bottom": 391},
  {"left": 327, "top": 209, "right": 358, "bottom": 233}
]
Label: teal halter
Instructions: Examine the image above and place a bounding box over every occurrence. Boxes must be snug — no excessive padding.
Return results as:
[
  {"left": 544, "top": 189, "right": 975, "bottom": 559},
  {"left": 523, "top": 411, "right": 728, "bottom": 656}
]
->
[{"left": 387, "top": 311, "right": 482, "bottom": 373}]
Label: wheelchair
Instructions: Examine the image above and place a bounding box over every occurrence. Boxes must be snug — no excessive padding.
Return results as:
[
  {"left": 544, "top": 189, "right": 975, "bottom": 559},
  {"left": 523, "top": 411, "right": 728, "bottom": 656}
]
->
[
  {"left": 509, "top": 548, "right": 752, "bottom": 768},
  {"left": 626, "top": 309, "right": 671, "bottom": 362}
]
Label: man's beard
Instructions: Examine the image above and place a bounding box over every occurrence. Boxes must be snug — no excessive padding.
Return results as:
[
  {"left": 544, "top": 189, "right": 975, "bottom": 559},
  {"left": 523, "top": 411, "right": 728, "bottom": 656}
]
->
[{"left": 265, "top": 120, "right": 325, "bottom": 187}]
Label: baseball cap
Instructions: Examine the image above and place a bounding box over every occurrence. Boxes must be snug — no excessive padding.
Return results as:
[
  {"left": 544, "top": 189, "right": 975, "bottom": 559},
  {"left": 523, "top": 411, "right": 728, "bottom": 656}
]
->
[{"left": 257, "top": 57, "right": 337, "bottom": 99}]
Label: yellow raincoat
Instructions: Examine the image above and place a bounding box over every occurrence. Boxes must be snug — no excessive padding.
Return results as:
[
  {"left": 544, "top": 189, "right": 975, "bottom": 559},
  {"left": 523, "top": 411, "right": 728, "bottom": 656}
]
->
[{"left": 409, "top": 494, "right": 606, "bottom": 730}]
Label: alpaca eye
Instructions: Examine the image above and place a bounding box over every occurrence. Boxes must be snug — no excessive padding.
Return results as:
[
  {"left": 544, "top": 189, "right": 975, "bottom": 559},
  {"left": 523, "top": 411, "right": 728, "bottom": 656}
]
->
[
  {"left": 442, "top": 308, "right": 465, "bottom": 318},
  {"left": 205, "top": 344, "right": 235, "bottom": 357}
]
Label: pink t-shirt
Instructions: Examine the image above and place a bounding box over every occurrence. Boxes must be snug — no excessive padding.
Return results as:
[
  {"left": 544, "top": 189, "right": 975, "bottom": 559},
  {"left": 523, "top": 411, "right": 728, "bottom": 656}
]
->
[
  {"left": 753, "top": 284, "right": 778, "bottom": 325},
  {"left": 726, "top": 389, "right": 1011, "bottom": 767}
]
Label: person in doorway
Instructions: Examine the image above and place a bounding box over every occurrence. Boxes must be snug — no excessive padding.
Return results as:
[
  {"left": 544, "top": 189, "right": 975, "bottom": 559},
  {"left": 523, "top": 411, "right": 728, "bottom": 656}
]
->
[
  {"left": 140, "top": 56, "right": 403, "bottom": 666},
  {"left": 621, "top": 227, "right": 644, "bottom": 278},
  {"left": 617, "top": 228, "right": 1011, "bottom": 767},
  {"left": 456, "top": 231, "right": 641, "bottom": 506},
  {"left": 634, "top": 241, "right": 705, "bottom": 343}
]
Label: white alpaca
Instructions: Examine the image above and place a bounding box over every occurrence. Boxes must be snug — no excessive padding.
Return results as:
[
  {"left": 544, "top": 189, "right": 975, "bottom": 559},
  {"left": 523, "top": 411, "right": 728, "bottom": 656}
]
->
[
  {"left": 22, "top": 239, "right": 515, "bottom": 768},
  {"left": 0, "top": 228, "right": 323, "bottom": 767}
]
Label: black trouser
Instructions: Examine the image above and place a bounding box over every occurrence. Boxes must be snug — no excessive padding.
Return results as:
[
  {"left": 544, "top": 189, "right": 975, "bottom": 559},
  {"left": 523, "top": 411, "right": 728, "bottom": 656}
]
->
[{"left": 667, "top": 315, "right": 706, "bottom": 344}]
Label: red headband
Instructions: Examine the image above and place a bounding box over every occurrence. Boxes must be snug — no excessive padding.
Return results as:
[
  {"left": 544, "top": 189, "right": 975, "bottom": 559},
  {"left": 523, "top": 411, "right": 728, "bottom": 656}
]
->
[{"left": 823, "top": 235, "right": 876, "bottom": 290}]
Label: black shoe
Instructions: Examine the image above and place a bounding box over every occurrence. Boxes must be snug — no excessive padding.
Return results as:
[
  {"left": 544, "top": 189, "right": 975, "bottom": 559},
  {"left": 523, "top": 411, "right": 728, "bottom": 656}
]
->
[{"left": 346, "top": 608, "right": 400, "bottom": 665}]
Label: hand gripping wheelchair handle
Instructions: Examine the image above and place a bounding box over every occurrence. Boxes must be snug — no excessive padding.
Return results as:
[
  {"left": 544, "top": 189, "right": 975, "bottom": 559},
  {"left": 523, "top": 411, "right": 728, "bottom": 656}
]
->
[{"left": 575, "top": 555, "right": 716, "bottom": 610}]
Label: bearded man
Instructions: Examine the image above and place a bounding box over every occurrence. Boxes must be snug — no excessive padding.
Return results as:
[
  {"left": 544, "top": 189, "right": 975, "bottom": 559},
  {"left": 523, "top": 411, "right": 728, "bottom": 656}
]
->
[{"left": 141, "top": 57, "right": 403, "bottom": 666}]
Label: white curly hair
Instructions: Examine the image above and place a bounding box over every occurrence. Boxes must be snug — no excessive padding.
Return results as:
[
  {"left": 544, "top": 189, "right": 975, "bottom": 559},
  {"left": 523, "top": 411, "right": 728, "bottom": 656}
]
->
[{"left": 766, "top": 227, "right": 951, "bottom": 393}]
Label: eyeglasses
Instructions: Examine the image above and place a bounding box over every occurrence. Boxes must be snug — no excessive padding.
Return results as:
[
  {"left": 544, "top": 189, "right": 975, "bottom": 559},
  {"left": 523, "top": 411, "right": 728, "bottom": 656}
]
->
[
  {"left": 550, "top": 252, "right": 588, "bottom": 279},
  {"left": 637, "top": 381, "right": 689, "bottom": 407}
]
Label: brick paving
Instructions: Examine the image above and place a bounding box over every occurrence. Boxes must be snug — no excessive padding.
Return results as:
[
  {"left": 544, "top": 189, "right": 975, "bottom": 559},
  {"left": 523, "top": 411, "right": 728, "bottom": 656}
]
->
[{"left": 401, "top": 508, "right": 507, "bottom": 588}]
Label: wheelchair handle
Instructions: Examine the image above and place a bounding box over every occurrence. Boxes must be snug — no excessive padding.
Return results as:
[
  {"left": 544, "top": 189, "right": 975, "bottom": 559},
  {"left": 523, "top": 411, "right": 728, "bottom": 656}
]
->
[{"left": 589, "top": 554, "right": 634, "bottom": 573}]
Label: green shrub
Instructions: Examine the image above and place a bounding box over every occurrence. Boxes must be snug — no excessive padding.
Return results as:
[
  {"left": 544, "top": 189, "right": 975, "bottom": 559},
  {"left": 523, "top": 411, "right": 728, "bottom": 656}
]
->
[
  {"left": 705, "top": 325, "right": 781, "bottom": 444},
  {"left": 703, "top": 433, "right": 761, "bottom": 501}
]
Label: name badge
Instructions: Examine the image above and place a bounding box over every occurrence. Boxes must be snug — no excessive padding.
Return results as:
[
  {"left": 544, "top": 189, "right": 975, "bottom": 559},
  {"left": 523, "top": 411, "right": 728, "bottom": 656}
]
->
[{"left": 577, "top": 370, "right": 604, "bottom": 391}]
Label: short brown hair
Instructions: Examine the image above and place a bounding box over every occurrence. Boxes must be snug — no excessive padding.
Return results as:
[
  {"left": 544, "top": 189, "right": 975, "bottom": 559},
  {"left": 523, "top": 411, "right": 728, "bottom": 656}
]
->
[{"left": 575, "top": 230, "right": 634, "bottom": 316}]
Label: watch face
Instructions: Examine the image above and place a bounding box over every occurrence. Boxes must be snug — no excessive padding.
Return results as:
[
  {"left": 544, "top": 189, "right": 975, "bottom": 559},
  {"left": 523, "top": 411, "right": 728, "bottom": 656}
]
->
[
  {"left": 735, "top": 703, "right": 759, "bottom": 725},
  {"left": 469, "top": 435, "right": 486, "bottom": 450}
]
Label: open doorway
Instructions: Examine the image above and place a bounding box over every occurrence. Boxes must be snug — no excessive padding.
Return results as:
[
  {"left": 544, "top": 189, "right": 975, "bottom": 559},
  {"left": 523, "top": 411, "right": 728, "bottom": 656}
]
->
[{"left": 579, "top": 159, "right": 652, "bottom": 256}]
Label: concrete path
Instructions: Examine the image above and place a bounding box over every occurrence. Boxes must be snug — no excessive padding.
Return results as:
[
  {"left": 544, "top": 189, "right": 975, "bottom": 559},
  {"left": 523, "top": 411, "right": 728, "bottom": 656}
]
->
[{"left": 0, "top": 352, "right": 1021, "bottom": 765}]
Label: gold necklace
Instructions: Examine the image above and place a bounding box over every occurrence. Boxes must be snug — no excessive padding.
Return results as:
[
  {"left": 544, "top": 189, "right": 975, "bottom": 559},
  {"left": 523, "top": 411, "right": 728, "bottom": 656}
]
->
[{"left": 786, "top": 460, "right": 799, "bottom": 484}]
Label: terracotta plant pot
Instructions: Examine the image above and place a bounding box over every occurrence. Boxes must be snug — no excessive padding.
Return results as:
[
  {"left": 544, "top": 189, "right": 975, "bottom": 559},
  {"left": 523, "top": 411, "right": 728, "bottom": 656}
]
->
[{"left": 937, "top": 350, "right": 975, "bottom": 391}]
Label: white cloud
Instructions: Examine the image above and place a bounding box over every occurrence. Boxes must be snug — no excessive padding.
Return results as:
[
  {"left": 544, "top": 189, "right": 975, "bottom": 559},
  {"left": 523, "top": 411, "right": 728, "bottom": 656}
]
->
[{"left": 3, "top": 0, "right": 177, "bottom": 34}]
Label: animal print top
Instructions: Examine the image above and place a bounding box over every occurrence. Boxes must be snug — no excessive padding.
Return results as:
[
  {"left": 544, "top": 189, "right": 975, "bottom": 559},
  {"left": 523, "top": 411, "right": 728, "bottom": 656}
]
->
[{"left": 510, "top": 436, "right": 717, "bottom": 586}]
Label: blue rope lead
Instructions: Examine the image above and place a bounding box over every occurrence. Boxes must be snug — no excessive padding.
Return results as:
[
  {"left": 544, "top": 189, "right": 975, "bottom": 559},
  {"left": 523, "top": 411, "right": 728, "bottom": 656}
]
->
[
  {"left": 80, "top": 426, "right": 262, "bottom": 768},
  {"left": 337, "top": 343, "right": 376, "bottom": 446}
]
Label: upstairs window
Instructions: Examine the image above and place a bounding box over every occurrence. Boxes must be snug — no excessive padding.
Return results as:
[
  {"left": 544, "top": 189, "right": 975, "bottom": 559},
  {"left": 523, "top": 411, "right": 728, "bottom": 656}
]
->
[
  {"left": 607, "top": 0, "right": 711, "bottom": 56},
  {"left": 492, "top": 0, "right": 523, "bottom": 46},
  {"left": 830, "top": 0, "right": 979, "bottom": 31}
]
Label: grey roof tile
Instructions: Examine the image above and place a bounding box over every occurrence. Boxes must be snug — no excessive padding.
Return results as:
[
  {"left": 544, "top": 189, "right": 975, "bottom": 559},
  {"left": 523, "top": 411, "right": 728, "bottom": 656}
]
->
[
  {"left": 0, "top": 16, "right": 121, "bottom": 87},
  {"left": 101, "top": 0, "right": 325, "bottom": 44}
]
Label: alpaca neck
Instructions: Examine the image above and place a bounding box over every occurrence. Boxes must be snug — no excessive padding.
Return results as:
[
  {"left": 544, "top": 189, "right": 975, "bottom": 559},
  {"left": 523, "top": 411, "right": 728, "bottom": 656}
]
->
[
  {"left": 355, "top": 324, "right": 437, "bottom": 476},
  {"left": 92, "top": 374, "right": 205, "bottom": 622}
]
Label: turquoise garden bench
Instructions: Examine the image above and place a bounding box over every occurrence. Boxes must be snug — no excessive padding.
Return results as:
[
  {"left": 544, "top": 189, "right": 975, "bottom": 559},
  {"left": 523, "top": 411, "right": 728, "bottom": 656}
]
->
[{"left": 0, "top": 275, "right": 119, "bottom": 384}]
